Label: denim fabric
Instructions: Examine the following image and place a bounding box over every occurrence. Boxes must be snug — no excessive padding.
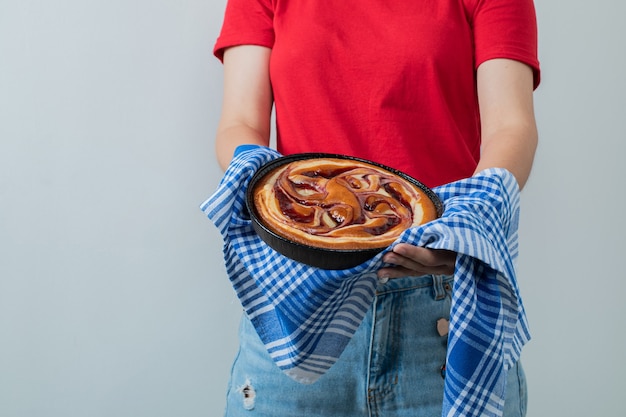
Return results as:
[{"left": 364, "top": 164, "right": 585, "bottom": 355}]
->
[{"left": 223, "top": 275, "right": 527, "bottom": 417}]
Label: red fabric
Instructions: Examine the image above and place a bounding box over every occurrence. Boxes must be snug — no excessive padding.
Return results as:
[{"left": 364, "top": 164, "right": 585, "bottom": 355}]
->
[{"left": 214, "top": 0, "right": 540, "bottom": 188}]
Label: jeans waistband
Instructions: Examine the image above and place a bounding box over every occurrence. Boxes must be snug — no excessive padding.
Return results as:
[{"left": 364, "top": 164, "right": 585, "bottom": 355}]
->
[{"left": 376, "top": 274, "right": 453, "bottom": 300}]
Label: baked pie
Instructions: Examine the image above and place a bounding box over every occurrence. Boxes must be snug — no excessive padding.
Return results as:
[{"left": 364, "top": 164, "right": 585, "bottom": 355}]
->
[{"left": 251, "top": 157, "right": 439, "bottom": 250}]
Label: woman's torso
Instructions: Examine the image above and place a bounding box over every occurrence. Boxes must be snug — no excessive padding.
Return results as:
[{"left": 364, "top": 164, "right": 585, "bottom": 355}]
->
[{"left": 270, "top": 0, "right": 481, "bottom": 187}]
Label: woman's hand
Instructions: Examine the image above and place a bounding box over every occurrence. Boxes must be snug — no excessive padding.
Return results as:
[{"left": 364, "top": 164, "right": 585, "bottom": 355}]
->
[{"left": 377, "top": 243, "right": 456, "bottom": 279}]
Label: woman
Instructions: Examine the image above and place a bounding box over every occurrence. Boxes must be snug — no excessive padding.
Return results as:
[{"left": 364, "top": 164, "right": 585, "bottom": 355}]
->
[{"left": 212, "top": 0, "right": 540, "bottom": 415}]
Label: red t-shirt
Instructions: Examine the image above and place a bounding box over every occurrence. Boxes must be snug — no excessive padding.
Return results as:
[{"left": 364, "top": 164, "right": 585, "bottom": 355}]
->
[{"left": 214, "top": 0, "right": 540, "bottom": 188}]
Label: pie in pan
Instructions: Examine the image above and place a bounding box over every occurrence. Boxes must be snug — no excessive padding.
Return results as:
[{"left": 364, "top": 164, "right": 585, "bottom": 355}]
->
[{"left": 247, "top": 154, "right": 442, "bottom": 268}]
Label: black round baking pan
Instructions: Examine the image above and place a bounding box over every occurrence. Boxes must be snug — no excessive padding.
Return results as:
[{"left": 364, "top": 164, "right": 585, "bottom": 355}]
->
[{"left": 245, "top": 153, "right": 443, "bottom": 270}]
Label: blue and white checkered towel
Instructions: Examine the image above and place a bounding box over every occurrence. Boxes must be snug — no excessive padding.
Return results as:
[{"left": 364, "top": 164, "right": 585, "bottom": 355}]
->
[{"left": 201, "top": 146, "right": 531, "bottom": 417}]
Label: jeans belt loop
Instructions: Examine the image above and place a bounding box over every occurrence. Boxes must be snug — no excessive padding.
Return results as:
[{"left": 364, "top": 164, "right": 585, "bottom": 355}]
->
[{"left": 432, "top": 275, "right": 446, "bottom": 301}]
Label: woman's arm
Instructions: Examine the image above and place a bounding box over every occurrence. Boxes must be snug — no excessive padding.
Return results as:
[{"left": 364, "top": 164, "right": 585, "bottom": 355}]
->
[
  {"left": 215, "top": 45, "right": 274, "bottom": 171},
  {"left": 377, "top": 58, "right": 538, "bottom": 279},
  {"left": 474, "top": 58, "right": 538, "bottom": 190}
]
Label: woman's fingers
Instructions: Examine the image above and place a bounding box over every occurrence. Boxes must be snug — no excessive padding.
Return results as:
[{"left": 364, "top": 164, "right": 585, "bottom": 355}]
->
[{"left": 377, "top": 244, "right": 456, "bottom": 279}]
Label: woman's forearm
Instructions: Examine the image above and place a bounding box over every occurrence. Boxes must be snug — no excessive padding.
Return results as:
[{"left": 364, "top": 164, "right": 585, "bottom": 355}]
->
[
  {"left": 475, "top": 59, "right": 538, "bottom": 190},
  {"left": 215, "top": 124, "right": 270, "bottom": 171},
  {"left": 473, "top": 125, "right": 538, "bottom": 190},
  {"left": 215, "top": 45, "right": 273, "bottom": 171}
]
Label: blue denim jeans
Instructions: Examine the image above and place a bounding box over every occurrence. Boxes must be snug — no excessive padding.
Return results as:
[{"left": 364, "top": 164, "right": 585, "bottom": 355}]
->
[{"left": 224, "top": 275, "right": 527, "bottom": 417}]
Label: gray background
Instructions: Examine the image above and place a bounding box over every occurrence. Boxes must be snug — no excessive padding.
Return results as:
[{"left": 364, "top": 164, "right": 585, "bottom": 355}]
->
[{"left": 1, "top": 0, "right": 624, "bottom": 416}]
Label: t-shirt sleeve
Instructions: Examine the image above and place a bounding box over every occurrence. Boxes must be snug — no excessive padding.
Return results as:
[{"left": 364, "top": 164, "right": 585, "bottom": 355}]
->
[
  {"left": 213, "top": 0, "right": 275, "bottom": 62},
  {"left": 470, "top": 0, "right": 541, "bottom": 88}
]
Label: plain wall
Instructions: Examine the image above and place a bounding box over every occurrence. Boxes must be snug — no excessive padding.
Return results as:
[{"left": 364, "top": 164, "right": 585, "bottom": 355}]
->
[{"left": 1, "top": 0, "right": 624, "bottom": 416}]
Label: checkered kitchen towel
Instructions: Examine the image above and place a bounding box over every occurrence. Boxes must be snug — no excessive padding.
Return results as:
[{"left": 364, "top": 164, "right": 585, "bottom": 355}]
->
[{"left": 200, "top": 146, "right": 530, "bottom": 417}]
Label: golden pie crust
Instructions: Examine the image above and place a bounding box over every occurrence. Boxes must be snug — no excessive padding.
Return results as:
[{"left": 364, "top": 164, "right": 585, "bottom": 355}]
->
[{"left": 252, "top": 158, "right": 438, "bottom": 250}]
